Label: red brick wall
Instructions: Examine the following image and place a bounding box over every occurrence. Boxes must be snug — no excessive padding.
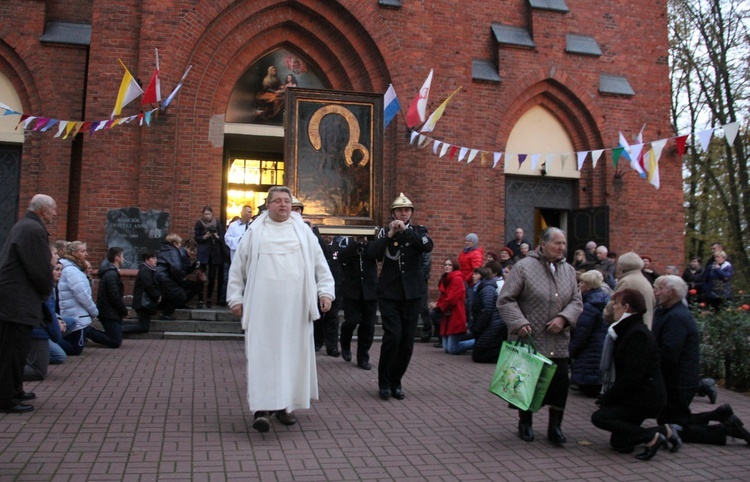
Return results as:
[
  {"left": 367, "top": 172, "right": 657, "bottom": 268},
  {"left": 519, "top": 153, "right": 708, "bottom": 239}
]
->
[{"left": 0, "top": 0, "right": 683, "bottom": 290}]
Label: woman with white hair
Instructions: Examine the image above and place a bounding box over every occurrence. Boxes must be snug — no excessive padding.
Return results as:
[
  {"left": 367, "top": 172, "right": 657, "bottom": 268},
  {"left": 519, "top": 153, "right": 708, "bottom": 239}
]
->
[{"left": 569, "top": 270, "right": 610, "bottom": 397}]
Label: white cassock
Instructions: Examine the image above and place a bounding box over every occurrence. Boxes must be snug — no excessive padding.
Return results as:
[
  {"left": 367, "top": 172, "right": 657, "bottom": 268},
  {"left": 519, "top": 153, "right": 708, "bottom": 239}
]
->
[{"left": 226, "top": 211, "right": 334, "bottom": 413}]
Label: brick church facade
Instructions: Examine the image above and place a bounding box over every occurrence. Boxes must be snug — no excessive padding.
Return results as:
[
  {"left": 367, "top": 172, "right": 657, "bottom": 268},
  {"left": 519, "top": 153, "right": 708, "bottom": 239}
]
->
[{"left": 0, "top": 0, "right": 683, "bottom": 283}]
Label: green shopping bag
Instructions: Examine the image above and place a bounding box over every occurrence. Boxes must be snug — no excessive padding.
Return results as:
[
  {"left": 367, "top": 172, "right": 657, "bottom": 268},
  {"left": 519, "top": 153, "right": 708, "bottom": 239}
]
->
[{"left": 489, "top": 337, "right": 557, "bottom": 412}]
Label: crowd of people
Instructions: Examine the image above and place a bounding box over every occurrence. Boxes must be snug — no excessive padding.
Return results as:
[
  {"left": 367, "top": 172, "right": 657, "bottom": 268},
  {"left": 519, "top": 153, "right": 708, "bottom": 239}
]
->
[{"left": 1, "top": 193, "right": 747, "bottom": 462}]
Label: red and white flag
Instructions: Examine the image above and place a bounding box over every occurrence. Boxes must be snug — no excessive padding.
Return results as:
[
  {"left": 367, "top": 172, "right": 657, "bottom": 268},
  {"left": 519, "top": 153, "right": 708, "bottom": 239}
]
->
[
  {"left": 405, "top": 69, "right": 433, "bottom": 128},
  {"left": 141, "top": 49, "right": 161, "bottom": 105}
]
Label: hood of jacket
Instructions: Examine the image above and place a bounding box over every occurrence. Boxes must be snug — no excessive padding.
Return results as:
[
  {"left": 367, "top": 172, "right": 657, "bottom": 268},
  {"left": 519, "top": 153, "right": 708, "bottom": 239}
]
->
[
  {"left": 617, "top": 251, "right": 644, "bottom": 274},
  {"left": 583, "top": 288, "right": 610, "bottom": 309}
]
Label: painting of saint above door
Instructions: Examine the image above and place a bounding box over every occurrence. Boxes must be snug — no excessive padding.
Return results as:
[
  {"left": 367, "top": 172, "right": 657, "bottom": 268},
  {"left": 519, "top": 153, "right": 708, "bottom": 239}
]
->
[{"left": 226, "top": 48, "right": 328, "bottom": 125}]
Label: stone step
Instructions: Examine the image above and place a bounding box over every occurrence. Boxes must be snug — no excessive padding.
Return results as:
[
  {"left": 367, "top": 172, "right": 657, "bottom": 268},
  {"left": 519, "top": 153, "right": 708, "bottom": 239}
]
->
[{"left": 121, "top": 307, "right": 433, "bottom": 342}]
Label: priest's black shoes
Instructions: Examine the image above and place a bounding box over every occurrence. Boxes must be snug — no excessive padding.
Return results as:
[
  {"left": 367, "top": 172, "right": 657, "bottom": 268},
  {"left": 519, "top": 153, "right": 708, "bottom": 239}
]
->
[
  {"left": 357, "top": 362, "right": 372, "bottom": 370},
  {"left": 2, "top": 403, "right": 33, "bottom": 413}
]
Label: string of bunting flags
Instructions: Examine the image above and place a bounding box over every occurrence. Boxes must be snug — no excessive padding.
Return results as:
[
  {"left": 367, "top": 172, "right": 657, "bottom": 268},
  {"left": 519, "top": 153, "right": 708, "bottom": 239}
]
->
[
  {"left": 0, "top": 50, "right": 192, "bottom": 140},
  {"left": 384, "top": 73, "right": 744, "bottom": 190}
]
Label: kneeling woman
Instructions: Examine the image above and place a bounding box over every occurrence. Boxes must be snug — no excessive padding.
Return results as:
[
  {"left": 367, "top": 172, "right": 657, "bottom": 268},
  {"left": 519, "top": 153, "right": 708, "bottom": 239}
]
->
[
  {"left": 429, "top": 259, "right": 470, "bottom": 354},
  {"left": 592, "top": 288, "right": 681, "bottom": 460}
]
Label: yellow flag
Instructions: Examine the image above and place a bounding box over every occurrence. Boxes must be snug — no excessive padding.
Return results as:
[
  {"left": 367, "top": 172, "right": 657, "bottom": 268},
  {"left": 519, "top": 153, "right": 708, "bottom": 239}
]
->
[{"left": 420, "top": 86, "right": 462, "bottom": 133}]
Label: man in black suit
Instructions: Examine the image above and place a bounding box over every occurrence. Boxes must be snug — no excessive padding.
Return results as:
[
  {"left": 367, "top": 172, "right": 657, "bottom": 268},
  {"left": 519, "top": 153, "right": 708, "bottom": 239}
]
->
[
  {"left": 0, "top": 194, "right": 56, "bottom": 413},
  {"left": 368, "top": 193, "right": 433, "bottom": 400},
  {"left": 338, "top": 235, "right": 378, "bottom": 370},
  {"left": 506, "top": 227, "right": 530, "bottom": 258}
]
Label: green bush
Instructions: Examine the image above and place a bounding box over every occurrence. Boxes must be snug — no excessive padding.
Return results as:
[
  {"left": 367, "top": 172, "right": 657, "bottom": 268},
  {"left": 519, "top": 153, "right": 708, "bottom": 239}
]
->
[{"left": 693, "top": 301, "right": 750, "bottom": 391}]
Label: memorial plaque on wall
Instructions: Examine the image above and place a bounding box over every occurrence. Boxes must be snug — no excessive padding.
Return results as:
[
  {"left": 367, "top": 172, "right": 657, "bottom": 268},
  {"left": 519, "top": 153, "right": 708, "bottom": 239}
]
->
[
  {"left": 285, "top": 88, "right": 383, "bottom": 233},
  {"left": 105, "top": 208, "right": 170, "bottom": 268}
]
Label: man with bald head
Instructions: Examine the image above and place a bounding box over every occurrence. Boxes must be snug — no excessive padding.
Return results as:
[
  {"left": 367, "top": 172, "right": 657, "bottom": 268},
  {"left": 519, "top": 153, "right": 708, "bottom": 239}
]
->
[{"left": 0, "top": 194, "right": 56, "bottom": 413}]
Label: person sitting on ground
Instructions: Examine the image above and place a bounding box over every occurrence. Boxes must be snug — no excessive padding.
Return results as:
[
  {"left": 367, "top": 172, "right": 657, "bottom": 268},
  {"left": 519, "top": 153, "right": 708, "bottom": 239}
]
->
[
  {"left": 58, "top": 241, "right": 98, "bottom": 355},
  {"left": 428, "top": 258, "right": 470, "bottom": 354},
  {"left": 128, "top": 251, "right": 161, "bottom": 333},
  {"left": 86, "top": 247, "right": 129, "bottom": 348},
  {"left": 569, "top": 270, "right": 610, "bottom": 397},
  {"left": 469, "top": 263, "right": 506, "bottom": 363}
]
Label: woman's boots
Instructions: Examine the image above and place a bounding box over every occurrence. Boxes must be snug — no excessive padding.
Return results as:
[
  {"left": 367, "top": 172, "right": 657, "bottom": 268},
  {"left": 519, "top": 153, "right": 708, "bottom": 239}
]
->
[
  {"left": 548, "top": 407, "right": 567, "bottom": 444},
  {"left": 518, "top": 410, "right": 534, "bottom": 442}
]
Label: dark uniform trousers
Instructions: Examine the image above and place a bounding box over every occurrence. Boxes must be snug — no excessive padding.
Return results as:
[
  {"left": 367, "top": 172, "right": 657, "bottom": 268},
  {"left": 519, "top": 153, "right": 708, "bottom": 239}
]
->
[
  {"left": 340, "top": 298, "right": 377, "bottom": 365},
  {"left": 377, "top": 297, "right": 421, "bottom": 390}
]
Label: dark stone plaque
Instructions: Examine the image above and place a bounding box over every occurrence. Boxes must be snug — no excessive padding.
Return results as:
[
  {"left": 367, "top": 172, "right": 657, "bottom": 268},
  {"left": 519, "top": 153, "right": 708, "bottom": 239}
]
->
[{"left": 105, "top": 208, "right": 170, "bottom": 268}]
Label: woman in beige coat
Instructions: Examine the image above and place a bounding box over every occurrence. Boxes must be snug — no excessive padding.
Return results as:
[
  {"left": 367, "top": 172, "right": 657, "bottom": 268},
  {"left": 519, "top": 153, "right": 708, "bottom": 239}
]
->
[{"left": 498, "top": 227, "right": 583, "bottom": 445}]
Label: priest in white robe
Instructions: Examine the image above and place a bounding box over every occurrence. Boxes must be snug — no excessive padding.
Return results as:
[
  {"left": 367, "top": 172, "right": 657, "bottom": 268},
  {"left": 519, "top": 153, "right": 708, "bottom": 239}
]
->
[{"left": 227, "top": 186, "right": 334, "bottom": 433}]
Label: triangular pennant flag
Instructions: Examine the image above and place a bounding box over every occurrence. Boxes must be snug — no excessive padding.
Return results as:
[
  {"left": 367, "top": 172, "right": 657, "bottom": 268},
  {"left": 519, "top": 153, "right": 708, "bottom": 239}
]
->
[
  {"left": 576, "top": 151, "right": 588, "bottom": 171},
  {"left": 15, "top": 114, "right": 29, "bottom": 130},
  {"left": 448, "top": 145, "right": 458, "bottom": 159},
  {"left": 0, "top": 101, "right": 15, "bottom": 112},
  {"left": 405, "top": 69, "right": 433, "bottom": 128},
  {"left": 492, "top": 152, "right": 502, "bottom": 169},
  {"left": 41, "top": 119, "right": 58, "bottom": 132},
  {"left": 560, "top": 153, "right": 569, "bottom": 169},
  {"left": 138, "top": 112, "right": 144, "bottom": 126},
  {"left": 432, "top": 140, "right": 441, "bottom": 155},
  {"left": 480, "top": 151, "right": 488, "bottom": 166},
  {"left": 105, "top": 119, "right": 117, "bottom": 130},
  {"left": 439, "top": 143, "right": 450, "bottom": 157},
  {"left": 145, "top": 110, "right": 153, "bottom": 126},
  {"left": 612, "top": 147, "right": 624, "bottom": 166},
  {"left": 410, "top": 130, "right": 419, "bottom": 144},
  {"left": 96, "top": 121, "right": 108, "bottom": 131},
  {"left": 80, "top": 121, "right": 92, "bottom": 135},
  {"left": 88, "top": 121, "right": 100, "bottom": 135},
  {"left": 697, "top": 128, "right": 714, "bottom": 152},
  {"left": 591, "top": 149, "right": 604, "bottom": 168},
  {"left": 69, "top": 122, "right": 84, "bottom": 138},
  {"left": 418, "top": 134, "right": 429, "bottom": 148},
  {"left": 421, "top": 86, "right": 462, "bottom": 133},
  {"left": 54, "top": 120, "right": 68, "bottom": 138},
  {"left": 518, "top": 154, "right": 527, "bottom": 168},
  {"left": 675, "top": 135, "right": 689, "bottom": 156},
  {"left": 33, "top": 118, "right": 49, "bottom": 131},
  {"left": 467, "top": 149, "right": 479, "bottom": 163},
  {"left": 545, "top": 153, "right": 556, "bottom": 168},
  {"left": 458, "top": 147, "right": 468, "bottom": 162},
  {"left": 723, "top": 121, "right": 740, "bottom": 146},
  {"left": 636, "top": 124, "right": 647, "bottom": 174},
  {"left": 2, "top": 108, "right": 19, "bottom": 116},
  {"left": 651, "top": 139, "right": 667, "bottom": 162},
  {"left": 531, "top": 154, "right": 541, "bottom": 171}
]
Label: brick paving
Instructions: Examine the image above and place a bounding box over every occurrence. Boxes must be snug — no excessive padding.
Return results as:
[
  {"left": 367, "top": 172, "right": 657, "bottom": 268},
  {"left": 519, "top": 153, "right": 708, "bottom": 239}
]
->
[{"left": 2, "top": 337, "right": 749, "bottom": 481}]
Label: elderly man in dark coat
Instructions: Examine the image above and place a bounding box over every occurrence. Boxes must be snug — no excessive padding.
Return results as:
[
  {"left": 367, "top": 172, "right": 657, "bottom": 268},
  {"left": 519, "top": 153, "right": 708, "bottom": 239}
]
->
[
  {"left": 0, "top": 194, "right": 56, "bottom": 413},
  {"left": 653, "top": 275, "right": 750, "bottom": 446}
]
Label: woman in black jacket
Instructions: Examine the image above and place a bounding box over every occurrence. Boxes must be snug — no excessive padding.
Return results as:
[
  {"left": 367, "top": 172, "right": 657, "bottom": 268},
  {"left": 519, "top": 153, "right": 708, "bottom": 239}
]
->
[
  {"left": 591, "top": 289, "right": 680, "bottom": 461},
  {"left": 569, "top": 270, "right": 609, "bottom": 397},
  {"left": 130, "top": 251, "right": 161, "bottom": 333},
  {"left": 469, "top": 262, "right": 506, "bottom": 363}
]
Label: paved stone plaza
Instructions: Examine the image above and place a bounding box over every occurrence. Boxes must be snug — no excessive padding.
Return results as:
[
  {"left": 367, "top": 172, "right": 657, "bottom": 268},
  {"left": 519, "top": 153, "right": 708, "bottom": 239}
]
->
[{"left": 1, "top": 338, "right": 749, "bottom": 481}]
